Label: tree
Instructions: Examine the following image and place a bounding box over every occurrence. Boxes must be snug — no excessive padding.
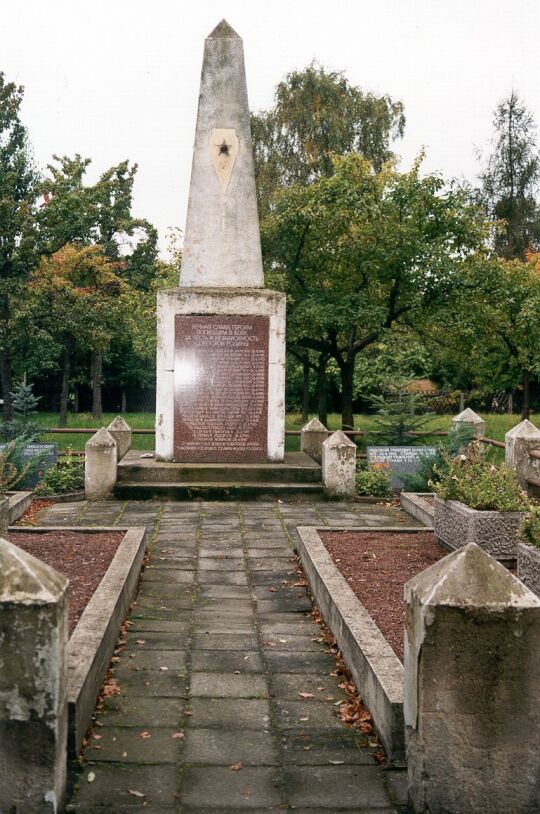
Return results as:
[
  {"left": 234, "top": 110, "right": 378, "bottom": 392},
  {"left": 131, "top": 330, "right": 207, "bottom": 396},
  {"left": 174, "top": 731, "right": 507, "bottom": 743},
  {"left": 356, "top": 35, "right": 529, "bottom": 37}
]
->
[
  {"left": 480, "top": 91, "right": 540, "bottom": 259},
  {"left": 263, "top": 153, "right": 488, "bottom": 428},
  {"left": 251, "top": 63, "right": 405, "bottom": 215},
  {"left": 29, "top": 244, "right": 127, "bottom": 423},
  {"left": 0, "top": 73, "right": 40, "bottom": 419}
]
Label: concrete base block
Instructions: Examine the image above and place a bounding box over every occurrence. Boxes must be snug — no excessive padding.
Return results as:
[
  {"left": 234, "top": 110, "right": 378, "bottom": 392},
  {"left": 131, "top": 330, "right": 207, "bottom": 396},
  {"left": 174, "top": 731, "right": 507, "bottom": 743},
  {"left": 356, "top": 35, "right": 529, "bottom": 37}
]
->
[
  {"left": 517, "top": 541, "right": 540, "bottom": 598},
  {"left": 434, "top": 496, "right": 523, "bottom": 560}
]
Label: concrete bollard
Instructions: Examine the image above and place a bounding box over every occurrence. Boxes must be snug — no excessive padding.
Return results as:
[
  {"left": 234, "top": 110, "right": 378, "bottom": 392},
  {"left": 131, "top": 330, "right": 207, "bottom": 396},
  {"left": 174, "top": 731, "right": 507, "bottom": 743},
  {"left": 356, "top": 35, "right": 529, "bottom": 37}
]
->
[
  {"left": 322, "top": 430, "right": 357, "bottom": 498},
  {"left": 404, "top": 543, "right": 540, "bottom": 814},
  {"left": 85, "top": 428, "right": 117, "bottom": 500},
  {"left": 505, "top": 418, "right": 540, "bottom": 490},
  {"left": 300, "top": 418, "right": 329, "bottom": 464},
  {"left": 451, "top": 407, "right": 485, "bottom": 439},
  {"left": 107, "top": 415, "right": 133, "bottom": 461},
  {"left": 0, "top": 537, "right": 69, "bottom": 812}
]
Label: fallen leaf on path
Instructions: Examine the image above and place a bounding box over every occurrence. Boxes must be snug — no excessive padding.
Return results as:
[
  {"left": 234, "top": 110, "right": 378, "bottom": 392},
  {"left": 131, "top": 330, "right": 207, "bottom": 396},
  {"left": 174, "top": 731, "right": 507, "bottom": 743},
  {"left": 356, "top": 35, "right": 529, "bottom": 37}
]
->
[
  {"left": 329, "top": 760, "right": 344, "bottom": 765},
  {"left": 298, "top": 692, "right": 314, "bottom": 699},
  {"left": 135, "top": 639, "right": 146, "bottom": 645},
  {"left": 139, "top": 731, "right": 151, "bottom": 739},
  {"left": 172, "top": 731, "right": 184, "bottom": 739},
  {"left": 229, "top": 762, "right": 243, "bottom": 771},
  {"left": 87, "top": 772, "right": 95, "bottom": 783},
  {"left": 128, "top": 789, "right": 145, "bottom": 798}
]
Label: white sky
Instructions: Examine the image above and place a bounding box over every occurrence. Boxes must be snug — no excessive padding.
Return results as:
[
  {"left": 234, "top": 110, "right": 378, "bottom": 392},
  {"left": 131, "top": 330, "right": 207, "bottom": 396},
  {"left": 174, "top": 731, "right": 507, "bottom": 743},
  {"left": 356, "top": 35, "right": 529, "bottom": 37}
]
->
[{"left": 3, "top": 0, "right": 540, "bottom": 254}]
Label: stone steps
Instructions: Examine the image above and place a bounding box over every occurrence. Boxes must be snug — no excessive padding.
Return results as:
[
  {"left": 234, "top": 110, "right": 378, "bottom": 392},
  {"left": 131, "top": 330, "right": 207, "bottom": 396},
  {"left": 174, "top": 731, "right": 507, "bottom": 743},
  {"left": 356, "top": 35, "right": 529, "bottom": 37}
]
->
[
  {"left": 117, "top": 461, "right": 321, "bottom": 485},
  {"left": 114, "top": 480, "right": 325, "bottom": 501}
]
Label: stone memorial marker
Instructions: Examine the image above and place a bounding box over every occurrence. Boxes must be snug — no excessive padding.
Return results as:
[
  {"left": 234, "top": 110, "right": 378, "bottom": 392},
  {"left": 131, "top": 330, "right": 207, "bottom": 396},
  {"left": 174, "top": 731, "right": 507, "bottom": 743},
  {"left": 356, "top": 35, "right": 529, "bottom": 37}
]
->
[
  {"left": 155, "top": 20, "right": 286, "bottom": 463},
  {"left": 0, "top": 442, "right": 57, "bottom": 488},
  {"left": 367, "top": 445, "right": 436, "bottom": 490}
]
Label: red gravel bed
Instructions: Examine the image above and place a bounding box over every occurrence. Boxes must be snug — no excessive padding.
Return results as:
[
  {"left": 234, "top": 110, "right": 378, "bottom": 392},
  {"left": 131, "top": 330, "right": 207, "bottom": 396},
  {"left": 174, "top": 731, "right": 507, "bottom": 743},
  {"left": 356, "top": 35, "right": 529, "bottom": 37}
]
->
[
  {"left": 319, "top": 530, "right": 446, "bottom": 662},
  {"left": 8, "top": 531, "right": 124, "bottom": 635}
]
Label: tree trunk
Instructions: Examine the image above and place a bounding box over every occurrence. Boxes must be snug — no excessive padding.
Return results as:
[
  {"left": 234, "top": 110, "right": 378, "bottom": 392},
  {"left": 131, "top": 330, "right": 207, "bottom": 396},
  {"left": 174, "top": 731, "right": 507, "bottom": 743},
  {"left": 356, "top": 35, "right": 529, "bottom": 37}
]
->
[
  {"left": 121, "top": 388, "right": 127, "bottom": 414},
  {"left": 73, "top": 385, "right": 79, "bottom": 413},
  {"left": 59, "top": 350, "right": 71, "bottom": 427},
  {"left": 302, "top": 358, "right": 310, "bottom": 422},
  {"left": 521, "top": 369, "right": 530, "bottom": 420},
  {"left": 340, "top": 358, "right": 355, "bottom": 430},
  {"left": 317, "top": 357, "right": 328, "bottom": 427},
  {"left": 91, "top": 352, "right": 103, "bottom": 421},
  {"left": 0, "top": 350, "right": 13, "bottom": 421}
]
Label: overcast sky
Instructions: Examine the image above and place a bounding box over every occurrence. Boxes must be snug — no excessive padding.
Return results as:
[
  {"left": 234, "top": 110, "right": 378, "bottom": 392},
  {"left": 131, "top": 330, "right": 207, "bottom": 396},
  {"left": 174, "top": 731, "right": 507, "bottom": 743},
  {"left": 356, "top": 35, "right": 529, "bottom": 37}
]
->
[{"left": 3, "top": 0, "right": 540, "bottom": 253}]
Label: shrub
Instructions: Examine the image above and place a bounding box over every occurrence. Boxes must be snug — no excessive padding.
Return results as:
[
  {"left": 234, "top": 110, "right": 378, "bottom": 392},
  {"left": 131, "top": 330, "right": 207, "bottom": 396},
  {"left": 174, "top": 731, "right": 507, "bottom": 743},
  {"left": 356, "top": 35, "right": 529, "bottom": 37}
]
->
[
  {"left": 434, "top": 452, "right": 529, "bottom": 512},
  {"left": 520, "top": 506, "right": 540, "bottom": 549},
  {"left": 401, "top": 423, "right": 476, "bottom": 492},
  {"left": 356, "top": 464, "right": 391, "bottom": 497},
  {"left": 0, "top": 439, "right": 32, "bottom": 495},
  {"left": 34, "top": 449, "right": 84, "bottom": 496}
]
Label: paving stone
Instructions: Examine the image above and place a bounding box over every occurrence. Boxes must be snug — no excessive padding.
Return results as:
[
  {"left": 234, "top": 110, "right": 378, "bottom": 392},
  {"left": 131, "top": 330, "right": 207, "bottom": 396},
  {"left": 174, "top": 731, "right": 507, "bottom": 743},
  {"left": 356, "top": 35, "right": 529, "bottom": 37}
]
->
[
  {"left": 265, "top": 650, "right": 336, "bottom": 674},
  {"left": 199, "top": 557, "right": 245, "bottom": 571},
  {"left": 114, "top": 672, "right": 188, "bottom": 697},
  {"left": 199, "top": 547, "right": 244, "bottom": 558},
  {"left": 187, "top": 698, "right": 271, "bottom": 730},
  {"left": 191, "top": 650, "right": 264, "bottom": 674},
  {"left": 193, "top": 633, "right": 259, "bottom": 651},
  {"left": 261, "top": 634, "right": 328, "bottom": 653},
  {"left": 194, "top": 618, "right": 256, "bottom": 634},
  {"left": 268, "top": 673, "right": 347, "bottom": 701},
  {"left": 198, "top": 571, "right": 248, "bottom": 586},
  {"left": 83, "top": 726, "right": 180, "bottom": 763},
  {"left": 125, "top": 630, "right": 190, "bottom": 650},
  {"left": 199, "top": 585, "right": 252, "bottom": 599},
  {"left": 184, "top": 728, "right": 278, "bottom": 765},
  {"left": 112, "top": 649, "right": 187, "bottom": 673},
  {"left": 198, "top": 598, "right": 253, "bottom": 614},
  {"left": 149, "top": 556, "right": 196, "bottom": 569},
  {"left": 99, "top": 696, "right": 183, "bottom": 727},
  {"left": 274, "top": 700, "right": 345, "bottom": 731},
  {"left": 127, "top": 618, "right": 189, "bottom": 633},
  {"left": 142, "top": 568, "right": 195, "bottom": 583},
  {"left": 282, "top": 765, "right": 391, "bottom": 808},
  {"left": 181, "top": 766, "right": 282, "bottom": 808},
  {"left": 278, "top": 731, "right": 374, "bottom": 765},
  {"left": 138, "top": 582, "right": 195, "bottom": 597},
  {"left": 256, "top": 597, "right": 312, "bottom": 613},
  {"left": 70, "top": 764, "right": 178, "bottom": 808},
  {"left": 191, "top": 672, "right": 267, "bottom": 698}
]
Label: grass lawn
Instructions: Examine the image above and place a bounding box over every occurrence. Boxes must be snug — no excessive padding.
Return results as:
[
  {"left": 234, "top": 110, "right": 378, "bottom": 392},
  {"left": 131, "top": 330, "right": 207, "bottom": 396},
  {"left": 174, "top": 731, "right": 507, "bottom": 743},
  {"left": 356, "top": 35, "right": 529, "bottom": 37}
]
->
[{"left": 35, "top": 411, "right": 535, "bottom": 455}]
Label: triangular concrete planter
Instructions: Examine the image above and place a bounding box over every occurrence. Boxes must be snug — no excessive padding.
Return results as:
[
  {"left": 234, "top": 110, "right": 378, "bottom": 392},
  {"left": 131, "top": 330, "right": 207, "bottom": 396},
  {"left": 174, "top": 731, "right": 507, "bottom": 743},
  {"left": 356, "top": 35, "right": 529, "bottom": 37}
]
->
[{"left": 517, "top": 542, "right": 540, "bottom": 598}]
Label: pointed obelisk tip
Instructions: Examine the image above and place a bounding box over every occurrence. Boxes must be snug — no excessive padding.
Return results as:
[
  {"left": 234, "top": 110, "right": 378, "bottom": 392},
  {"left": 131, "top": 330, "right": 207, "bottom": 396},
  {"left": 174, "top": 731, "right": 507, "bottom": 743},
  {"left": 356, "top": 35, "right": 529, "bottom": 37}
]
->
[{"left": 207, "top": 19, "right": 241, "bottom": 39}]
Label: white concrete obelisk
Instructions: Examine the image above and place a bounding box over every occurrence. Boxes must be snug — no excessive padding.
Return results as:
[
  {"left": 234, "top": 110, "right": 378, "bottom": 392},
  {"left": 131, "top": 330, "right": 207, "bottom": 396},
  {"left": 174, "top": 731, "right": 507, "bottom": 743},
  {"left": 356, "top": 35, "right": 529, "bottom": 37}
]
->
[{"left": 155, "top": 20, "right": 286, "bottom": 463}]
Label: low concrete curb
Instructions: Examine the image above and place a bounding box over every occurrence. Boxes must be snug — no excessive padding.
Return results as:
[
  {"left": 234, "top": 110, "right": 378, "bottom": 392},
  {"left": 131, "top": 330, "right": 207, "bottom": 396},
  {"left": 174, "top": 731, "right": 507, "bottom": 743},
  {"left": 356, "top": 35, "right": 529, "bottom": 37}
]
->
[
  {"left": 400, "top": 492, "right": 434, "bottom": 527},
  {"left": 8, "top": 524, "right": 148, "bottom": 755},
  {"left": 8, "top": 490, "right": 33, "bottom": 523},
  {"left": 296, "top": 525, "right": 427, "bottom": 763}
]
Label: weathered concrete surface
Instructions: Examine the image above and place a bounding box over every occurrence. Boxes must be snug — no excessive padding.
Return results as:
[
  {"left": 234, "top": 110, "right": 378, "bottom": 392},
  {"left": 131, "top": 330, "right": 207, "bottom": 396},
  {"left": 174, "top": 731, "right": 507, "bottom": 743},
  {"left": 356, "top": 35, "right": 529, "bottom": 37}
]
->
[
  {"left": 156, "top": 288, "right": 286, "bottom": 462},
  {"left": 405, "top": 543, "right": 540, "bottom": 814},
  {"left": 452, "top": 407, "right": 486, "bottom": 438},
  {"left": 30, "top": 497, "right": 410, "bottom": 812},
  {"left": 106, "top": 416, "right": 132, "bottom": 461},
  {"left": 505, "top": 418, "right": 540, "bottom": 490},
  {"left": 322, "top": 430, "right": 357, "bottom": 498},
  {"left": 0, "top": 495, "right": 8, "bottom": 535},
  {"left": 517, "top": 541, "right": 540, "bottom": 598},
  {"left": 434, "top": 495, "right": 523, "bottom": 560},
  {"left": 0, "top": 537, "right": 69, "bottom": 812},
  {"left": 296, "top": 525, "right": 409, "bottom": 762},
  {"left": 300, "top": 417, "right": 329, "bottom": 464},
  {"left": 85, "top": 428, "right": 117, "bottom": 500},
  {"left": 8, "top": 489, "right": 33, "bottom": 523},
  {"left": 400, "top": 492, "right": 434, "bottom": 528},
  {"left": 180, "top": 20, "right": 264, "bottom": 289}
]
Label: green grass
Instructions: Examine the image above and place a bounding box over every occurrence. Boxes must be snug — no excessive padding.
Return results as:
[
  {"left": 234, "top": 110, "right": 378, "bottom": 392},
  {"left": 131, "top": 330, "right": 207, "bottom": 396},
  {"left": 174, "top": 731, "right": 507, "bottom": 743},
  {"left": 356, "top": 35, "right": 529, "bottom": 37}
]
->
[{"left": 34, "top": 410, "right": 536, "bottom": 455}]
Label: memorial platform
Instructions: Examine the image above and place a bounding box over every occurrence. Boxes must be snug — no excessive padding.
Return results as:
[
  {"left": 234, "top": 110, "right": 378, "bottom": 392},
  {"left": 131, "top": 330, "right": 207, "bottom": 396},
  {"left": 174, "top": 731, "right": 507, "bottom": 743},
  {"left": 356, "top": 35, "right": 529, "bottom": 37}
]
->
[{"left": 115, "top": 450, "right": 324, "bottom": 501}]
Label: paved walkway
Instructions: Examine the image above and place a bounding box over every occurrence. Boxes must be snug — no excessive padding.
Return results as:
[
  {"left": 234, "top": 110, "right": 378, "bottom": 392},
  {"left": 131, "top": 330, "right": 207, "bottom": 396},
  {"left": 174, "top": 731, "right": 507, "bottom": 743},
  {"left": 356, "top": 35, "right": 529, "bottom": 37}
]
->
[{"left": 37, "top": 498, "right": 410, "bottom": 812}]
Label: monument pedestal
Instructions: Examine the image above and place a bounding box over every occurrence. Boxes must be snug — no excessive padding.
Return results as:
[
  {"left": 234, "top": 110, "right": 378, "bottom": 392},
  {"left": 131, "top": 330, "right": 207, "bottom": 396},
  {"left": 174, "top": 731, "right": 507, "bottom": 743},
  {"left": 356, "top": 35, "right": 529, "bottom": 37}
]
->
[{"left": 156, "top": 287, "right": 286, "bottom": 462}]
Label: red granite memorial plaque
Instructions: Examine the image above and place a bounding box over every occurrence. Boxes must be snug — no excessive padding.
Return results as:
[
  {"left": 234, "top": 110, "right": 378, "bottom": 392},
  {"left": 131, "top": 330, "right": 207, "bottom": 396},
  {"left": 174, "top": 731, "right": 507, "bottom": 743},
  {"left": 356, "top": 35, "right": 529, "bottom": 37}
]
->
[{"left": 173, "top": 314, "right": 269, "bottom": 462}]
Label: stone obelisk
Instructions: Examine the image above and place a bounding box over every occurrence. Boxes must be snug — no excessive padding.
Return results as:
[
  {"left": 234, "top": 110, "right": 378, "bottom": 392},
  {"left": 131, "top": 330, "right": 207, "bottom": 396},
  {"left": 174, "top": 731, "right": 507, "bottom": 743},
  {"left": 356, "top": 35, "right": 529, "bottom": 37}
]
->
[{"left": 155, "top": 20, "right": 286, "bottom": 463}]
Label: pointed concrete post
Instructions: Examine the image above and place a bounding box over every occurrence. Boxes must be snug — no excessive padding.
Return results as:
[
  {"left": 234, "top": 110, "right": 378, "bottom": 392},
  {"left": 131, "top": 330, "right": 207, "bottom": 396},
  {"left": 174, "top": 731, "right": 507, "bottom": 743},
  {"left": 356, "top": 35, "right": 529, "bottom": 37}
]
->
[
  {"left": 0, "top": 537, "right": 69, "bottom": 812},
  {"left": 404, "top": 544, "right": 540, "bottom": 814},
  {"left": 107, "top": 415, "right": 132, "bottom": 461},
  {"left": 451, "top": 407, "right": 485, "bottom": 438},
  {"left": 300, "top": 418, "right": 328, "bottom": 464},
  {"left": 505, "top": 418, "right": 540, "bottom": 490},
  {"left": 322, "top": 430, "right": 357, "bottom": 498},
  {"left": 85, "top": 428, "right": 117, "bottom": 500}
]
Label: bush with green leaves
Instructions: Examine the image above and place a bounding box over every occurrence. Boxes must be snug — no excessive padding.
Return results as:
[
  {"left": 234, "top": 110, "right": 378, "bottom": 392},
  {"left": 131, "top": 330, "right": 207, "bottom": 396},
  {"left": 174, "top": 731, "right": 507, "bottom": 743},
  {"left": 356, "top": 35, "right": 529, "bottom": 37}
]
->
[
  {"left": 520, "top": 507, "right": 540, "bottom": 549},
  {"left": 34, "top": 450, "right": 84, "bottom": 496},
  {"left": 0, "top": 439, "right": 33, "bottom": 495},
  {"left": 434, "top": 450, "right": 530, "bottom": 512},
  {"left": 368, "top": 386, "right": 435, "bottom": 446},
  {"left": 356, "top": 465, "right": 391, "bottom": 497}
]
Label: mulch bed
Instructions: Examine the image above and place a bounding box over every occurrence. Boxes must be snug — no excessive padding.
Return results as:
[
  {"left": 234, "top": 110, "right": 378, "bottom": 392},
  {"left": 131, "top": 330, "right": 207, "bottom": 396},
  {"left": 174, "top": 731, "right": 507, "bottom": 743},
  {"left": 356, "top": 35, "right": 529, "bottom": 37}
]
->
[
  {"left": 8, "top": 530, "right": 124, "bottom": 634},
  {"left": 319, "top": 530, "right": 446, "bottom": 662}
]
